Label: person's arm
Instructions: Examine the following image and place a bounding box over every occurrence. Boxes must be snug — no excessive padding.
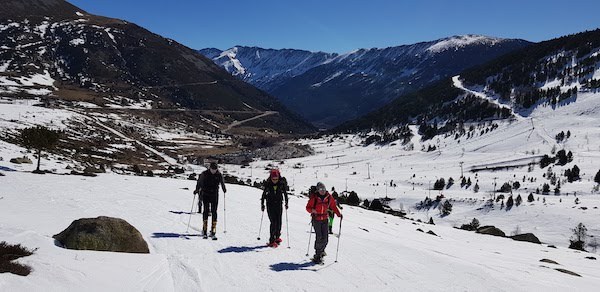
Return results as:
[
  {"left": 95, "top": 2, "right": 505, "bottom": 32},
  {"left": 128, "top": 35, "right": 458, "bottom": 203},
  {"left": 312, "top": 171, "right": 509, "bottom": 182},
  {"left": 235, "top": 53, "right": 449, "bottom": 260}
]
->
[
  {"left": 283, "top": 179, "right": 289, "bottom": 209},
  {"left": 306, "top": 196, "right": 315, "bottom": 214},
  {"left": 261, "top": 185, "right": 267, "bottom": 211},
  {"left": 194, "top": 172, "right": 204, "bottom": 194}
]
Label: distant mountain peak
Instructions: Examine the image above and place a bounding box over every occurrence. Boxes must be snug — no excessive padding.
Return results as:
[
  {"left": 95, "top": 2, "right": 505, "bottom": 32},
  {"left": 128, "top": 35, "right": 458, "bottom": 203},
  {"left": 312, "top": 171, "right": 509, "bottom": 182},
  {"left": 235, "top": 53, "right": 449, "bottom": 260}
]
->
[
  {"left": 201, "top": 36, "right": 531, "bottom": 128},
  {"left": 427, "top": 35, "right": 506, "bottom": 53}
]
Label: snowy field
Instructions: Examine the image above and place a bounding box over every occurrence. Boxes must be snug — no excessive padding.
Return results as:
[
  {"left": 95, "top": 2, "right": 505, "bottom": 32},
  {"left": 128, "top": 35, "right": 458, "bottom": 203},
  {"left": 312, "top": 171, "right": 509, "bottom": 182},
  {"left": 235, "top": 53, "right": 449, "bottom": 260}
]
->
[
  {"left": 1, "top": 80, "right": 600, "bottom": 290},
  {"left": 1, "top": 172, "right": 599, "bottom": 291}
]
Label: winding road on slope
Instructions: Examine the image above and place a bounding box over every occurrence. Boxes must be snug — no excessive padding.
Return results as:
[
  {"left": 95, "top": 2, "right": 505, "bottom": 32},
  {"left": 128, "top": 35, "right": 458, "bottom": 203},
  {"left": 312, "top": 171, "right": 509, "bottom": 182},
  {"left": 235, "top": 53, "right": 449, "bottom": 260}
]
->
[{"left": 223, "top": 110, "right": 278, "bottom": 132}]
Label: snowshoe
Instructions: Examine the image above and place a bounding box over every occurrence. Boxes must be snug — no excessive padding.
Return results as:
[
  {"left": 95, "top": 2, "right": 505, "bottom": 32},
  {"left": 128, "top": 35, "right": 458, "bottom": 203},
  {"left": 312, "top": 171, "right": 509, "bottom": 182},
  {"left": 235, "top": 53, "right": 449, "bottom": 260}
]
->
[
  {"left": 202, "top": 232, "right": 208, "bottom": 239},
  {"left": 267, "top": 241, "right": 278, "bottom": 248},
  {"left": 275, "top": 238, "right": 283, "bottom": 244},
  {"left": 311, "top": 255, "right": 324, "bottom": 265},
  {"left": 209, "top": 232, "right": 217, "bottom": 240}
]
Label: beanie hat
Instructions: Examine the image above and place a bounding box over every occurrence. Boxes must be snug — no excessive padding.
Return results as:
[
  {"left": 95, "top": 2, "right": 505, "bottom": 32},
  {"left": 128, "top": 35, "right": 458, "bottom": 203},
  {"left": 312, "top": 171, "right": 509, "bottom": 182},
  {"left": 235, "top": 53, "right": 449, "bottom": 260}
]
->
[
  {"left": 270, "top": 169, "right": 280, "bottom": 178},
  {"left": 316, "top": 182, "right": 326, "bottom": 191}
]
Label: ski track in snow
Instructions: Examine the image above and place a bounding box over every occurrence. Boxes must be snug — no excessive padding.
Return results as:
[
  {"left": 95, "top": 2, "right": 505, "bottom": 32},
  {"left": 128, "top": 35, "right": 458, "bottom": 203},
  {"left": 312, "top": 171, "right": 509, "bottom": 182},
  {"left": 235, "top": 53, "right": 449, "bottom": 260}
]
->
[
  {"left": 452, "top": 75, "right": 523, "bottom": 120},
  {"left": 78, "top": 112, "right": 178, "bottom": 165}
]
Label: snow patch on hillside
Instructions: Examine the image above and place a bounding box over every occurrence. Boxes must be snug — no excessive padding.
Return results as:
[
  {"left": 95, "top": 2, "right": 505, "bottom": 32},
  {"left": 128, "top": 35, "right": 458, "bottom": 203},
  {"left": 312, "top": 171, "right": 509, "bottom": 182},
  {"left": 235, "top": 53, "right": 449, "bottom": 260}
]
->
[{"left": 428, "top": 35, "right": 503, "bottom": 53}]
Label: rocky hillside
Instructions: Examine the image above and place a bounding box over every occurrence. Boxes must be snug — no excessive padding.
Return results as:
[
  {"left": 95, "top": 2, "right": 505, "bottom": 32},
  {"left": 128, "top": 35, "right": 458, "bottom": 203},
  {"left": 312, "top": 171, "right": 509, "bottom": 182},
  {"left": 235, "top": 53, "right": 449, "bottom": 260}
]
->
[{"left": 0, "top": 0, "right": 315, "bottom": 134}]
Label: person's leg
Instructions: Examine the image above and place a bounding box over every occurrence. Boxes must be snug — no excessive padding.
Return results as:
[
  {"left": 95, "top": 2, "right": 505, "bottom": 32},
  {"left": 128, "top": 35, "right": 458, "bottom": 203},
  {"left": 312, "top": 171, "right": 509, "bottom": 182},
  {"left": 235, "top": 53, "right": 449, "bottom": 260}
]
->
[
  {"left": 197, "top": 192, "right": 203, "bottom": 214},
  {"left": 202, "top": 195, "right": 210, "bottom": 234},
  {"left": 313, "top": 219, "right": 329, "bottom": 257},
  {"left": 266, "top": 203, "right": 276, "bottom": 244},
  {"left": 210, "top": 194, "right": 219, "bottom": 235},
  {"left": 274, "top": 203, "right": 283, "bottom": 240}
]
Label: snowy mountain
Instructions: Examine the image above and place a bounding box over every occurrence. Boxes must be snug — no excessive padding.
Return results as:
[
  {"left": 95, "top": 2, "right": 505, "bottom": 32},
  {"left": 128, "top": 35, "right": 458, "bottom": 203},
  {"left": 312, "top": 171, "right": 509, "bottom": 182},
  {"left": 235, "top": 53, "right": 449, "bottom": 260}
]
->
[
  {"left": 337, "top": 29, "right": 600, "bottom": 134},
  {"left": 0, "top": 0, "right": 314, "bottom": 135},
  {"left": 199, "top": 46, "right": 337, "bottom": 92},
  {"left": 201, "top": 36, "right": 530, "bottom": 128}
]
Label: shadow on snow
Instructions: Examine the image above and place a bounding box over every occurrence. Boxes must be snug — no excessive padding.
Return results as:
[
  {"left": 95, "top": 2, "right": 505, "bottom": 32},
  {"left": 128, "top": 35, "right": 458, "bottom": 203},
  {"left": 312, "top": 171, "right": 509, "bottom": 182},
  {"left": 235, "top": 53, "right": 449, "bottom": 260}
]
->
[
  {"left": 217, "top": 245, "right": 268, "bottom": 253},
  {"left": 270, "top": 261, "right": 318, "bottom": 272},
  {"left": 168, "top": 210, "right": 198, "bottom": 215},
  {"left": 151, "top": 232, "right": 203, "bottom": 239}
]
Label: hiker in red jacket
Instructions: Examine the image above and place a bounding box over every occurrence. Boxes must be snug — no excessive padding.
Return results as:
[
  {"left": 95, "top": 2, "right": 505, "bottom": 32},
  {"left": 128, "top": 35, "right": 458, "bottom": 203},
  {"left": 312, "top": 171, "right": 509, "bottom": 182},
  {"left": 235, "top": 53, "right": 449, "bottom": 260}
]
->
[{"left": 306, "top": 182, "right": 342, "bottom": 264}]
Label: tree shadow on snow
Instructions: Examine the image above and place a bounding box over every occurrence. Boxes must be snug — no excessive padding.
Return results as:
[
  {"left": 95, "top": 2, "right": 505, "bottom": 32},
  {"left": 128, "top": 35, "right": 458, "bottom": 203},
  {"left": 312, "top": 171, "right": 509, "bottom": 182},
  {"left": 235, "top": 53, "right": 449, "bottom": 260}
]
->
[
  {"left": 270, "top": 261, "right": 318, "bottom": 272},
  {"left": 218, "top": 245, "right": 268, "bottom": 253},
  {"left": 151, "top": 232, "right": 203, "bottom": 239}
]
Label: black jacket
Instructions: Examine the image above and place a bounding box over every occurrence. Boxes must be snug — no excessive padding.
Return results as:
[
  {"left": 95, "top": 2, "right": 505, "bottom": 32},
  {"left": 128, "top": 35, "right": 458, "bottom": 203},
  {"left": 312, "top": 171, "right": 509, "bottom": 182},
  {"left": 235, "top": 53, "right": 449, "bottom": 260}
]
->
[
  {"left": 196, "top": 170, "right": 226, "bottom": 195},
  {"left": 261, "top": 177, "right": 289, "bottom": 206}
]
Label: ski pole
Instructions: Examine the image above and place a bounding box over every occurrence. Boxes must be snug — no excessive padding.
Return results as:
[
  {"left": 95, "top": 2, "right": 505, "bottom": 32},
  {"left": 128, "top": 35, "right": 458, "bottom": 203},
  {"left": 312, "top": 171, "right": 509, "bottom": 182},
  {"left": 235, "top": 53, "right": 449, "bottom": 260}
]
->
[
  {"left": 257, "top": 210, "right": 265, "bottom": 240},
  {"left": 223, "top": 192, "right": 227, "bottom": 234},
  {"left": 186, "top": 193, "right": 196, "bottom": 234},
  {"left": 305, "top": 218, "right": 313, "bottom": 256},
  {"left": 285, "top": 207, "right": 290, "bottom": 248},
  {"left": 335, "top": 217, "right": 343, "bottom": 263}
]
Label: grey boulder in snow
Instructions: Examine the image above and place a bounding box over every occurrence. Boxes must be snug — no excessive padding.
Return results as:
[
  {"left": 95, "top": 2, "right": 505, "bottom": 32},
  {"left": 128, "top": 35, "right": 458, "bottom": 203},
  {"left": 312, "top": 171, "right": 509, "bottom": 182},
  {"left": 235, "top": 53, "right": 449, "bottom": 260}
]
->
[
  {"left": 53, "top": 216, "right": 149, "bottom": 253},
  {"left": 510, "top": 233, "right": 541, "bottom": 244},
  {"left": 476, "top": 226, "right": 506, "bottom": 237}
]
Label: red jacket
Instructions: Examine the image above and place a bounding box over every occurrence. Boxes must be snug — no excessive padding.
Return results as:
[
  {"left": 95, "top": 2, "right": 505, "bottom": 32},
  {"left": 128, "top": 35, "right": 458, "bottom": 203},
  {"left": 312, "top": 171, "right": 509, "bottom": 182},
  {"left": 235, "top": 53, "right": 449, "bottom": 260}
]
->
[{"left": 306, "top": 191, "right": 341, "bottom": 221}]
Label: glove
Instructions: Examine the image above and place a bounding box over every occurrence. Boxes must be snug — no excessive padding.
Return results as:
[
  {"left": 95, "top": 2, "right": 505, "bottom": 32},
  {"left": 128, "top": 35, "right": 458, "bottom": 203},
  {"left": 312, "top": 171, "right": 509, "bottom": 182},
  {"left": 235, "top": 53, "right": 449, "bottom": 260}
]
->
[
  {"left": 261, "top": 205, "right": 265, "bottom": 212},
  {"left": 193, "top": 190, "right": 198, "bottom": 195},
  {"left": 339, "top": 214, "right": 343, "bottom": 219},
  {"left": 310, "top": 186, "right": 317, "bottom": 193},
  {"left": 285, "top": 203, "right": 289, "bottom": 210}
]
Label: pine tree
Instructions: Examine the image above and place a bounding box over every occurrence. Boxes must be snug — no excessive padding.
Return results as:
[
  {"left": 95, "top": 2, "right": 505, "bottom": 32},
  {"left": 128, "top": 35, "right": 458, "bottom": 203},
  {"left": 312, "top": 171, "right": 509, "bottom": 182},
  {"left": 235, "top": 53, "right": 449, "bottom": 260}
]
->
[
  {"left": 542, "top": 183, "right": 550, "bottom": 194},
  {"left": 434, "top": 178, "right": 446, "bottom": 190},
  {"left": 21, "top": 126, "right": 60, "bottom": 173},
  {"left": 441, "top": 200, "right": 452, "bottom": 216},
  {"left": 527, "top": 193, "right": 534, "bottom": 202},
  {"left": 447, "top": 177, "right": 454, "bottom": 189},
  {"left": 347, "top": 191, "right": 360, "bottom": 206},
  {"left": 569, "top": 223, "right": 587, "bottom": 251},
  {"left": 506, "top": 196, "right": 514, "bottom": 209}
]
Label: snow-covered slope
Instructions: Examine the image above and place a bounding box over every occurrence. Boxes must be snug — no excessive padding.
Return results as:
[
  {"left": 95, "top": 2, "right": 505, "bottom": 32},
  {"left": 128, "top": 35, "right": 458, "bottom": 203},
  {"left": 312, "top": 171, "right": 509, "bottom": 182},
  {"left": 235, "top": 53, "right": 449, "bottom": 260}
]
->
[
  {"left": 2, "top": 77, "right": 600, "bottom": 290},
  {"left": 1, "top": 171, "right": 599, "bottom": 291}
]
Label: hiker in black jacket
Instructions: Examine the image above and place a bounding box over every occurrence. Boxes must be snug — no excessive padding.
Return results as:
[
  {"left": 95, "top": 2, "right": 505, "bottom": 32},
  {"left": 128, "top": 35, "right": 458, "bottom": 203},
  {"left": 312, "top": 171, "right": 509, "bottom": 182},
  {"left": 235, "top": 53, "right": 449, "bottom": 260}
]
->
[
  {"left": 261, "top": 169, "right": 289, "bottom": 247},
  {"left": 194, "top": 162, "right": 226, "bottom": 237}
]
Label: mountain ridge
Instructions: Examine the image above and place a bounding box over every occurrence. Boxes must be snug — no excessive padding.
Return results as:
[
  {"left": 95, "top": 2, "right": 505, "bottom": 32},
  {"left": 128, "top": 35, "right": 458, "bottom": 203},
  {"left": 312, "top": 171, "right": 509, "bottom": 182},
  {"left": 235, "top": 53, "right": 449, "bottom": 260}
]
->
[{"left": 201, "top": 35, "right": 531, "bottom": 128}]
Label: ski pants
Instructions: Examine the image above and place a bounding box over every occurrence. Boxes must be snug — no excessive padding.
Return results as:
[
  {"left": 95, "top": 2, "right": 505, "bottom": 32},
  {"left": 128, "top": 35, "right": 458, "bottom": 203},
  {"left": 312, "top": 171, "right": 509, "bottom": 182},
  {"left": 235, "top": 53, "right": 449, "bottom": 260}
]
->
[
  {"left": 202, "top": 192, "right": 218, "bottom": 222},
  {"left": 197, "top": 192, "right": 203, "bottom": 213},
  {"left": 312, "top": 218, "right": 329, "bottom": 256},
  {"left": 267, "top": 202, "right": 283, "bottom": 243}
]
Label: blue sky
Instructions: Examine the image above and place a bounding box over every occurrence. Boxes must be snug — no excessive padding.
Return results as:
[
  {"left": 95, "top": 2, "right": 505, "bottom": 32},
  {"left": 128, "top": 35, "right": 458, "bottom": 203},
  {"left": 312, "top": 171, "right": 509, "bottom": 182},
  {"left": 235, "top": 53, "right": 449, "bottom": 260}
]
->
[{"left": 68, "top": 0, "right": 600, "bottom": 53}]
